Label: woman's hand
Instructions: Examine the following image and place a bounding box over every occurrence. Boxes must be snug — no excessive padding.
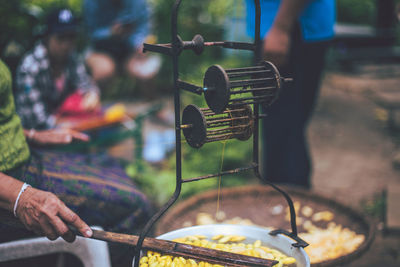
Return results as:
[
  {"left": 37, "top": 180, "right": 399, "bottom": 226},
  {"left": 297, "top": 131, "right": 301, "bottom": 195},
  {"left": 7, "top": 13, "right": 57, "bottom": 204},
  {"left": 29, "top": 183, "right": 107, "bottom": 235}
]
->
[
  {"left": 16, "top": 187, "right": 92, "bottom": 242},
  {"left": 27, "top": 129, "right": 90, "bottom": 145}
]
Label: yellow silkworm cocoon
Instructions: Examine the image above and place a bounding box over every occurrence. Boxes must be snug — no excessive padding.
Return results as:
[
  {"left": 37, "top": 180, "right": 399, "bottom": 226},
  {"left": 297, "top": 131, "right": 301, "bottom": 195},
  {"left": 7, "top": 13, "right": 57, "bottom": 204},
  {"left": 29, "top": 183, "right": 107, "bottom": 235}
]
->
[
  {"left": 139, "top": 235, "right": 296, "bottom": 267},
  {"left": 312, "top": 211, "right": 334, "bottom": 222}
]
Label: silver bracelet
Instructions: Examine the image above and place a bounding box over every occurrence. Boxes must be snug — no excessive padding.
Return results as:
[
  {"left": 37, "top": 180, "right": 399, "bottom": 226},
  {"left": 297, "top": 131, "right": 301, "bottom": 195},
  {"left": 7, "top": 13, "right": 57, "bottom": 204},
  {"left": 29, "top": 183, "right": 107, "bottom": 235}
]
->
[{"left": 13, "top": 183, "right": 31, "bottom": 217}]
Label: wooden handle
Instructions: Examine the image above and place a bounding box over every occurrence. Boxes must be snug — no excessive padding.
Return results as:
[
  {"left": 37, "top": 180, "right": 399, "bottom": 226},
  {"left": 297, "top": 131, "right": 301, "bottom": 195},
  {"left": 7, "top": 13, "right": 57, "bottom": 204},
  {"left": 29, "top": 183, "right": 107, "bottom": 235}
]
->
[
  {"left": 0, "top": 209, "right": 277, "bottom": 266},
  {"left": 89, "top": 229, "right": 278, "bottom": 267}
]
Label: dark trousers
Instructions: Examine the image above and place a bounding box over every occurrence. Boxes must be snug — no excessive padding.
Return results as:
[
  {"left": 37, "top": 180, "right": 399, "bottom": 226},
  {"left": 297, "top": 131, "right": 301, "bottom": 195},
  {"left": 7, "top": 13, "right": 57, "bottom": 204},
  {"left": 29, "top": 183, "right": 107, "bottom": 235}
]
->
[{"left": 261, "top": 29, "right": 330, "bottom": 188}]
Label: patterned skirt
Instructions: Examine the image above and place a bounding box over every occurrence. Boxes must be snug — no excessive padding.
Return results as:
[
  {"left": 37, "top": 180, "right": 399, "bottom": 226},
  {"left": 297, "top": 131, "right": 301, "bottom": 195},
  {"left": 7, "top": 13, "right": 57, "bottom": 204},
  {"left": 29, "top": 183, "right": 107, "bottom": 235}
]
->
[{"left": 0, "top": 148, "right": 153, "bottom": 265}]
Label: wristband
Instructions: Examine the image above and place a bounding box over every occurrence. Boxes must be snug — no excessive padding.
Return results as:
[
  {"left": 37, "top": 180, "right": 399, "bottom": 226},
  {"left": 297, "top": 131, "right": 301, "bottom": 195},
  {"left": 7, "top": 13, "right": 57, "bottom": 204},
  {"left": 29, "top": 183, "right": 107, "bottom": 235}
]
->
[{"left": 13, "top": 183, "right": 31, "bottom": 217}]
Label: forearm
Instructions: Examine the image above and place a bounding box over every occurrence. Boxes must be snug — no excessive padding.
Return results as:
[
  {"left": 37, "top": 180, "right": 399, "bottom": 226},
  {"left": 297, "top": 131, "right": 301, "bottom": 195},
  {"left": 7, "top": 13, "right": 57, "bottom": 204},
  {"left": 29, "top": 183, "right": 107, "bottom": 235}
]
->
[
  {"left": 1, "top": 172, "right": 92, "bottom": 241},
  {"left": 272, "top": 0, "right": 311, "bottom": 33},
  {"left": 0, "top": 172, "right": 24, "bottom": 212},
  {"left": 22, "top": 128, "right": 89, "bottom": 145}
]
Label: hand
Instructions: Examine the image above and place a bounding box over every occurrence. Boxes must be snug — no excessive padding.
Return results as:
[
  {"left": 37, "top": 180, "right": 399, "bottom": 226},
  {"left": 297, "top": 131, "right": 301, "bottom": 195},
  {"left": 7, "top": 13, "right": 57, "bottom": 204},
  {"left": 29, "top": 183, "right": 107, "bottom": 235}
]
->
[
  {"left": 16, "top": 187, "right": 92, "bottom": 242},
  {"left": 111, "top": 23, "right": 124, "bottom": 36},
  {"left": 29, "top": 129, "right": 90, "bottom": 145},
  {"left": 263, "top": 26, "right": 291, "bottom": 68},
  {"left": 111, "top": 23, "right": 133, "bottom": 38},
  {"left": 81, "top": 91, "right": 100, "bottom": 111}
]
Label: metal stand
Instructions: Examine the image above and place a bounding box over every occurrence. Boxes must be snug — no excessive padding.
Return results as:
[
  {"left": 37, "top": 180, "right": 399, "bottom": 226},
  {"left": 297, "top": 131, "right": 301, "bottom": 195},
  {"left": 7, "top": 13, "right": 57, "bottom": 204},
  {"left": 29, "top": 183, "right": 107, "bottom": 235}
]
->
[{"left": 133, "top": 1, "right": 308, "bottom": 265}]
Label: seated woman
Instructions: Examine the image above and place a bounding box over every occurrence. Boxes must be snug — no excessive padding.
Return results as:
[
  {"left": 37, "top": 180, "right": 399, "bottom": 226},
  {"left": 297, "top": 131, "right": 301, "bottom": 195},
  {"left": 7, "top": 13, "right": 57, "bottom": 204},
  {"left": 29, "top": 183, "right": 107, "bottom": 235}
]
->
[
  {"left": 14, "top": 8, "right": 100, "bottom": 131},
  {"left": 0, "top": 59, "right": 152, "bottom": 266}
]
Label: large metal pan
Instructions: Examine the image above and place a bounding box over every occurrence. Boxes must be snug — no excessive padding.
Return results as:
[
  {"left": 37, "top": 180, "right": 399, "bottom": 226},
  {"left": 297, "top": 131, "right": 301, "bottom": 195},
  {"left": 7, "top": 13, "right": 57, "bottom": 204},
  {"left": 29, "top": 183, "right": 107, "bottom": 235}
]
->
[{"left": 157, "top": 224, "right": 310, "bottom": 267}]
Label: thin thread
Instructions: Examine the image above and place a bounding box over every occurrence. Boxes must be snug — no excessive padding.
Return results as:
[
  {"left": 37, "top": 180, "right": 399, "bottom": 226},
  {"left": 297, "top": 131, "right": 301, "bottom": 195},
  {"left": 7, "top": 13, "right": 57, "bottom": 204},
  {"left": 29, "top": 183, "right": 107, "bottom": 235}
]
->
[{"left": 215, "top": 140, "right": 227, "bottom": 219}]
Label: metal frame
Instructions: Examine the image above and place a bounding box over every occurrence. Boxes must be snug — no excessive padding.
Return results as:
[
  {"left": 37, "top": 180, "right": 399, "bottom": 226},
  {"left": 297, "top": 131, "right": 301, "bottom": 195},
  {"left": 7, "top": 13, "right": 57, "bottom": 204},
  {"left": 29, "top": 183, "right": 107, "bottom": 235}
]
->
[{"left": 133, "top": 1, "right": 307, "bottom": 265}]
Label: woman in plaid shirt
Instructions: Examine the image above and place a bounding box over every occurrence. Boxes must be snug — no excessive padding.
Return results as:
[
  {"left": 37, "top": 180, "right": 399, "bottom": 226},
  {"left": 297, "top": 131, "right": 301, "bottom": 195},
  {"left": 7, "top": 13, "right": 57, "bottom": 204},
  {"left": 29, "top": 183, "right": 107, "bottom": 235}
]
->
[{"left": 14, "top": 8, "right": 100, "bottom": 133}]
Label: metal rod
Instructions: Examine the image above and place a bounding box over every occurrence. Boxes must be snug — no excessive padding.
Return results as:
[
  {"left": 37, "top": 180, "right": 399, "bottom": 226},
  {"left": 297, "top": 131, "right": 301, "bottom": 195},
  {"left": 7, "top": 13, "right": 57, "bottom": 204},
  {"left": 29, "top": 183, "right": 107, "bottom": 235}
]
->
[
  {"left": 207, "top": 122, "right": 244, "bottom": 128},
  {"left": 230, "top": 86, "right": 276, "bottom": 94},
  {"left": 208, "top": 125, "right": 248, "bottom": 133},
  {"left": 229, "top": 101, "right": 258, "bottom": 106},
  {"left": 230, "top": 95, "right": 272, "bottom": 102},
  {"left": 206, "top": 116, "right": 231, "bottom": 122},
  {"left": 180, "top": 124, "right": 193, "bottom": 129},
  {"left": 207, "top": 126, "right": 239, "bottom": 132},
  {"left": 227, "top": 70, "right": 271, "bottom": 78},
  {"left": 230, "top": 90, "right": 274, "bottom": 96},
  {"left": 143, "top": 43, "right": 173, "bottom": 55},
  {"left": 202, "top": 107, "right": 248, "bottom": 112},
  {"left": 208, "top": 126, "right": 249, "bottom": 136},
  {"left": 203, "top": 41, "right": 225, "bottom": 46},
  {"left": 254, "top": 0, "right": 262, "bottom": 62},
  {"left": 230, "top": 77, "right": 275, "bottom": 87},
  {"left": 208, "top": 122, "right": 231, "bottom": 128},
  {"left": 177, "top": 80, "right": 204, "bottom": 95},
  {"left": 231, "top": 99, "right": 270, "bottom": 105},
  {"left": 207, "top": 136, "right": 234, "bottom": 142},
  {"left": 182, "top": 165, "right": 256, "bottom": 182},
  {"left": 203, "top": 41, "right": 255, "bottom": 51},
  {"left": 134, "top": 1, "right": 183, "bottom": 265},
  {"left": 206, "top": 132, "right": 237, "bottom": 139},
  {"left": 207, "top": 131, "right": 233, "bottom": 137},
  {"left": 225, "top": 66, "right": 265, "bottom": 73},
  {"left": 206, "top": 117, "right": 231, "bottom": 123},
  {"left": 206, "top": 116, "right": 249, "bottom": 125},
  {"left": 208, "top": 128, "right": 233, "bottom": 133},
  {"left": 202, "top": 108, "right": 247, "bottom": 116}
]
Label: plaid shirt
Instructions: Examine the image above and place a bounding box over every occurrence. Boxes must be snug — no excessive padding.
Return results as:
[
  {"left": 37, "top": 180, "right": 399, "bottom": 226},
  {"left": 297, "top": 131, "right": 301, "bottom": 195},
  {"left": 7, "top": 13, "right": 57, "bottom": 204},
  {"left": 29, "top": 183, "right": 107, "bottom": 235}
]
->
[{"left": 14, "top": 42, "right": 99, "bottom": 130}]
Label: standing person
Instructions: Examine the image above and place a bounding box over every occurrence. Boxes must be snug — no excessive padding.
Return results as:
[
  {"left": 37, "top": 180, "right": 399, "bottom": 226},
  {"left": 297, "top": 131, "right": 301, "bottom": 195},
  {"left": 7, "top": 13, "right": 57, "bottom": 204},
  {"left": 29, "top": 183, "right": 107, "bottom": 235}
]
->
[
  {"left": 246, "top": 0, "right": 335, "bottom": 188},
  {"left": 14, "top": 8, "right": 100, "bottom": 131},
  {"left": 83, "top": 0, "right": 159, "bottom": 95}
]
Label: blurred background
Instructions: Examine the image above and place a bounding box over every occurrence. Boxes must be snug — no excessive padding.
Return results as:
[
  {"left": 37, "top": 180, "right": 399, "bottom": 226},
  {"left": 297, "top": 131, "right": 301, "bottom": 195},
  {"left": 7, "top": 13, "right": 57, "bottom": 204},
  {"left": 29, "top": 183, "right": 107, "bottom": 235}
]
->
[{"left": 1, "top": 0, "right": 400, "bottom": 266}]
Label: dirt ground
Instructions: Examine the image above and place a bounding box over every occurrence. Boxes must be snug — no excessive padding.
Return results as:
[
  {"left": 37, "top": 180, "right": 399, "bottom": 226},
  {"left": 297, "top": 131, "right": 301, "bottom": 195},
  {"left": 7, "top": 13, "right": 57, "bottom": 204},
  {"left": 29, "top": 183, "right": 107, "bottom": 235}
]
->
[
  {"left": 311, "top": 64, "right": 400, "bottom": 208},
  {"left": 308, "top": 63, "right": 400, "bottom": 267}
]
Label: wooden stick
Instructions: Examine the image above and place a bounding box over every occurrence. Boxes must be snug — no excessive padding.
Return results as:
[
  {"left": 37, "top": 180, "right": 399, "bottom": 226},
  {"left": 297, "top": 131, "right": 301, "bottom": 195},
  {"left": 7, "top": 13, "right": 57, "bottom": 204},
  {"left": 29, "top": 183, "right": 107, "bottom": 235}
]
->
[
  {"left": 0, "top": 210, "right": 277, "bottom": 266},
  {"left": 89, "top": 229, "right": 278, "bottom": 266}
]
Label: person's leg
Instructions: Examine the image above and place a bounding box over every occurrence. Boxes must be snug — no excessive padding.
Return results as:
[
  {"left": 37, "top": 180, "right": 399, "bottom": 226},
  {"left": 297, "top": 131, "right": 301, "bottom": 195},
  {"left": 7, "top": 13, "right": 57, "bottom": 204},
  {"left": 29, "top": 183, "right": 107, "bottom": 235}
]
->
[
  {"left": 262, "top": 71, "right": 309, "bottom": 187},
  {"left": 298, "top": 41, "right": 329, "bottom": 126},
  {"left": 262, "top": 30, "right": 329, "bottom": 188}
]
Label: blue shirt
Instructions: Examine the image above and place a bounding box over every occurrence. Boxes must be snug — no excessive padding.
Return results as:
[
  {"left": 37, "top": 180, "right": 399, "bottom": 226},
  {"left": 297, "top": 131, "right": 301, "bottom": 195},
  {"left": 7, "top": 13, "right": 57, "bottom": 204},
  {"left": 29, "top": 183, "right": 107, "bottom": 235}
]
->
[
  {"left": 246, "top": 0, "right": 335, "bottom": 42},
  {"left": 83, "top": 0, "right": 150, "bottom": 49}
]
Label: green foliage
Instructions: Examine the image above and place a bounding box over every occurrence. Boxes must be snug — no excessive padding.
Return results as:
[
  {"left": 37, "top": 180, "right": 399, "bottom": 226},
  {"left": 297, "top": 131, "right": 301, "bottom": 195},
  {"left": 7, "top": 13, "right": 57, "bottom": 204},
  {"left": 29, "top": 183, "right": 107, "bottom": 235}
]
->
[
  {"left": 361, "top": 193, "right": 386, "bottom": 220},
  {"left": 0, "top": 0, "right": 84, "bottom": 74},
  {"left": 147, "top": 0, "right": 236, "bottom": 88},
  {"left": 0, "top": 1, "right": 36, "bottom": 53},
  {"left": 127, "top": 136, "right": 256, "bottom": 207},
  {"left": 336, "top": 0, "right": 376, "bottom": 25}
]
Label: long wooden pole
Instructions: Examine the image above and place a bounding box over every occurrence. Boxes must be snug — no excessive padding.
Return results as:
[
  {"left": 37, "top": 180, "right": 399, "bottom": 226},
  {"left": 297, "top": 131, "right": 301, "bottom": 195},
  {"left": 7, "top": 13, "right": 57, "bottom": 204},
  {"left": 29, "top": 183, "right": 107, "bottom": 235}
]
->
[{"left": 0, "top": 209, "right": 277, "bottom": 267}]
